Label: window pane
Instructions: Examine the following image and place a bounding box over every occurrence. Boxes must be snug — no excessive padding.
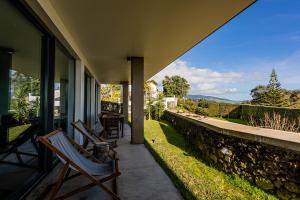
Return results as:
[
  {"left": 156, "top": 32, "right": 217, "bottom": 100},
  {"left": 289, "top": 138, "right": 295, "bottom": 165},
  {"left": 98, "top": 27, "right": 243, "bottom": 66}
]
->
[
  {"left": 54, "top": 45, "right": 75, "bottom": 137},
  {"left": 0, "top": 0, "right": 43, "bottom": 199}
]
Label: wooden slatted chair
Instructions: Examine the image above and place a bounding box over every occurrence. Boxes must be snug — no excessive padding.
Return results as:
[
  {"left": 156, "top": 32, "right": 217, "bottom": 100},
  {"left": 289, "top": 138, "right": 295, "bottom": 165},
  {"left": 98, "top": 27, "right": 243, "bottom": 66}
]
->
[{"left": 38, "top": 130, "right": 121, "bottom": 200}]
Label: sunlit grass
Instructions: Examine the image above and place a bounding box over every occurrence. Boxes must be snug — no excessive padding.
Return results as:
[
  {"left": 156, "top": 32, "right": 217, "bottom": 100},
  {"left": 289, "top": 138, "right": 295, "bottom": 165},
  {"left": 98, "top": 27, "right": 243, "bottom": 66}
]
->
[{"left": 144, "top": 120, "right": 277, "bottom": 200}]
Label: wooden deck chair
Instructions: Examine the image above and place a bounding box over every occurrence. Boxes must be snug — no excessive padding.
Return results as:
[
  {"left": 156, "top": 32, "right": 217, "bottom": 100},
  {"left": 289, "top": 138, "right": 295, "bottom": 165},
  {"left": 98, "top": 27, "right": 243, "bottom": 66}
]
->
[
  {"left": 71, "top": 120, "right": 117, "bottom": 151},
  {"left": 0, "top": 115, "right": 39, "bottom": 168},
  {"left": 38, "top": 130, "right": 121, "bottom": 200}
]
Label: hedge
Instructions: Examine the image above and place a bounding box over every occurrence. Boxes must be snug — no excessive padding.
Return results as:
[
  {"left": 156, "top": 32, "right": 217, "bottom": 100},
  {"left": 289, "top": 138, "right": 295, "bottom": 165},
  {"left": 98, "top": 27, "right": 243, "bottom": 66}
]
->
[
  {"left": 207, "top": 102, "right": 240, "bottom": 118},
  {"left": 179, "top": 100, "right": 300, "bottom": 122},
  {"left": 178, "top": 99, "right": 240, "bottom": 118},
  {"left": 240, "top": 104, "right": 300, "bottom": 122}
]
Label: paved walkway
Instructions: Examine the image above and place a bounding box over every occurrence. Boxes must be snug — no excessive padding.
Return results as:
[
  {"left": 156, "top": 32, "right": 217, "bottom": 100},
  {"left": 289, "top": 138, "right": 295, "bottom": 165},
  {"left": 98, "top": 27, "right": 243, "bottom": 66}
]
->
[
  {"left": 26, "top": 124, "right": 182, "bottom": 200},
  {"left": 117, "top": 124, "right": 182, "bottom": 200}
]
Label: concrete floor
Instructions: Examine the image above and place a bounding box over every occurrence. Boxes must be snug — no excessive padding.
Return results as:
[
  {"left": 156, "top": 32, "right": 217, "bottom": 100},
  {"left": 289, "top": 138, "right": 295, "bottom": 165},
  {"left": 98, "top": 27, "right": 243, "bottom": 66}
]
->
[
  {"left": 117, "top": 124, "right": 182, "bottom": 200},
  {"left": 27, "top": 124, "right": 182, "bottom": 200},
  {"left": 0, "top": 140, "right": 40, "bottom": 199}
]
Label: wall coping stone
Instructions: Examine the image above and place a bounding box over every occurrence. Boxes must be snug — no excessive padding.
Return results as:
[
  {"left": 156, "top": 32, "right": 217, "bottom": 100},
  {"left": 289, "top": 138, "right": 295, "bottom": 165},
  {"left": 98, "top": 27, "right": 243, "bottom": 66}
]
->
[{"left": 167, "top": 110, "right": 300, "bottom": 153}]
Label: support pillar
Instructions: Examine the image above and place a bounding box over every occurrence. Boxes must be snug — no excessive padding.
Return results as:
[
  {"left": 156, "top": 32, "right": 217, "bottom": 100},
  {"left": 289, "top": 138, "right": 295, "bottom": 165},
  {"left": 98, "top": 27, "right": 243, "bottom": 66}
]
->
[
  {"left": 121, "top": 81, "right": 129, "bottom": 124},
  {"left": 0, "top": 48, "right": 12, "bottom": 145},
  {"left": 90, "top": 77, "right": 96, "bottom": 129},
  {"left": 0, "top": 48, "right": 12, "bottom": 118},
  {"left": 130, "top": 57, "right": 144, "bottom": 144}
]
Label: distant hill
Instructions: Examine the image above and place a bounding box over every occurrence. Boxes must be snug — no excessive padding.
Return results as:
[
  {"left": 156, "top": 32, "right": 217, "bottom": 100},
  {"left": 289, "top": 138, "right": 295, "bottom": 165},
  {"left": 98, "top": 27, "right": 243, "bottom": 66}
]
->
[{"left": 186, "top": 95, "right": 240, "bottom": 104}]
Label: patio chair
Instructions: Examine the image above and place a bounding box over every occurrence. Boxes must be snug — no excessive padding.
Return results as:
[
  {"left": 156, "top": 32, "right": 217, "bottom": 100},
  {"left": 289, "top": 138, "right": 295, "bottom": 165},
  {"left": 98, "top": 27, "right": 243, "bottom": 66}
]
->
[
  {"left": 38, "top": 130, "right": 121, "bottom": 200},
  {"left": 0, "top": 114, "right": 39, "bottom": 168},
  {"left": 71, "top": 120, "right": 117, "bottom": 151}
]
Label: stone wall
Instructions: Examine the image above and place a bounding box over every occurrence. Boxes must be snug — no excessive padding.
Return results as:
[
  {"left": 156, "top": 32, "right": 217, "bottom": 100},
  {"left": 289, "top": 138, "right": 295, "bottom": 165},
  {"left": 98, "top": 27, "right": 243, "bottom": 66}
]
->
[{"left": 162, "top": 111, "right": 300, "bottom": 200}]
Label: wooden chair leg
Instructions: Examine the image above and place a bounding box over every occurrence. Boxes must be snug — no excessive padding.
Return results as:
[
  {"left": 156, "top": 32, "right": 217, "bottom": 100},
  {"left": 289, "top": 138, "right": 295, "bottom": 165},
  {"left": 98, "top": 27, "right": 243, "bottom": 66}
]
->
[
  {"left": 15, "top": 148, "right": 24, "bottom": 164},
  {"left": 55, "top": 172, "right": 121, "bottom": 200},
  {"left": 48, "top": 163, "right": 69, "bottom": 200}
]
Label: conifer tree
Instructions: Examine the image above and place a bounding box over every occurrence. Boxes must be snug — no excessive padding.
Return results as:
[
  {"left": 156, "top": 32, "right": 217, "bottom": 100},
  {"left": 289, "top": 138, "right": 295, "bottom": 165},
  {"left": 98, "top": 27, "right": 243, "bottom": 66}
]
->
[{"left": 250, "top": 69, "right": 289, "bottom": 107}]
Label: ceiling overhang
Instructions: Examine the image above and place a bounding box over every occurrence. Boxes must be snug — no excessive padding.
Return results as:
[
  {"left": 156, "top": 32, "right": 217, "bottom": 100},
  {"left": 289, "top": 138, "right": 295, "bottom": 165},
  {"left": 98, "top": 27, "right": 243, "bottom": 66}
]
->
[{"left": 28, "top": 0, "right": 255, "bottom": 83}]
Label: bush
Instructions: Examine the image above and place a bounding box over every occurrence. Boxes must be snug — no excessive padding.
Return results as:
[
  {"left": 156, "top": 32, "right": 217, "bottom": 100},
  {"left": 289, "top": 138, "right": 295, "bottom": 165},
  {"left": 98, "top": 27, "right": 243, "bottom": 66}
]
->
[
  {"left": 248, "top": 112, "right": 300, "bottom": 132},
  {"left": 195, "top": 107, "right": 208, "bottom": 116},
  {"left": 151, "top": 93, "right": 165, "bottom": 120},
  {"left": 240, "top": 104, "right": 300, "bottom": 123},
  {"left": 207, "top": 102, "right": 220, "bottom": 116}
]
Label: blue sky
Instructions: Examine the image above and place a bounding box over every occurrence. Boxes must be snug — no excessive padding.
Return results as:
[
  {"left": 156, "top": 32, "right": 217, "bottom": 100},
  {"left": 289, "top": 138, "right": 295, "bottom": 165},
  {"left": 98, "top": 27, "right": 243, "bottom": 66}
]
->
[{"left": 152, "top": 0, "right": 300, "bottom": 101}]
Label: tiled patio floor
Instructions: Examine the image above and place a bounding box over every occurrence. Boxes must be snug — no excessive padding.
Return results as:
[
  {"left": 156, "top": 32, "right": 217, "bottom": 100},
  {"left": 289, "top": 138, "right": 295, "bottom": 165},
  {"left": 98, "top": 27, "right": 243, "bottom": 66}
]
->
[{"left": 26, "top": 124, "right": 182, "bottom": 200}]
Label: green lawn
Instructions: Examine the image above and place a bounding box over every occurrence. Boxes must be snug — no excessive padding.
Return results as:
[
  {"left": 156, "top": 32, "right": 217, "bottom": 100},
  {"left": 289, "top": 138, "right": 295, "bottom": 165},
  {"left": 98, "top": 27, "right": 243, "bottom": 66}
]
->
[
  {"left": 144, "top": 120, "right": 277, "bottom": 200},
  {"left": 8, "top": 124, "right": 31, "bottom": 142},
  {"left": 211, "top": 117, "right": 248, "bottom": 125}
]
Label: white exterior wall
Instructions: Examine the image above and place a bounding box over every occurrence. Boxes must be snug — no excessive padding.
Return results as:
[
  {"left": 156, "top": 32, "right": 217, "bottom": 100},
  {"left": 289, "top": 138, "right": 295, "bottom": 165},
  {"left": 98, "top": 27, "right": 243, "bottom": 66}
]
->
[
  {"left": 74, "top": 60, "right": 85, "bottom": 144},
  {"left": 163, "top": 96, "right": 177, "bottom": 109},
  {"left": 90, "top": 77, "right": 96, "bottom": 129}
]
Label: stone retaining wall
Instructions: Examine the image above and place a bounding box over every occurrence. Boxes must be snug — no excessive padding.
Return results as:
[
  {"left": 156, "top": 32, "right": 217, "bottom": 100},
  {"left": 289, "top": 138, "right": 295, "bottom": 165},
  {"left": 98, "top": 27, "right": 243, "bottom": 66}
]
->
[{"left": 162, "top": 111, "right": 300, "bottom": 200}]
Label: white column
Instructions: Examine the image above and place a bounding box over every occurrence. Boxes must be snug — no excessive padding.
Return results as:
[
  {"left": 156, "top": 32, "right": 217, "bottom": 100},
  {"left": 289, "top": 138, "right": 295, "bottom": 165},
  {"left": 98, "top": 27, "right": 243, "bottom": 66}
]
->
[
  {"left": 131, "top": 57, "right": 144, "bottom": 144},
  {"left": 90, "top": 77, "right": 96, "bottom": 129},
  {"left": 74, "top": 60, "right": 85, "bottom": 144},
  {"left": 99, "top": 84, "right": 102, "bottom": 113}
]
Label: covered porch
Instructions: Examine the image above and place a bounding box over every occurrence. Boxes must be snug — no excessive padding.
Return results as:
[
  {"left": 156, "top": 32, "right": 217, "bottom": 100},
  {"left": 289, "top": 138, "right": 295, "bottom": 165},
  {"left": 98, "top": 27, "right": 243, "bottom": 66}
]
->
[
  {"left": 0, "top": 0, "right": 256, "bottom": 199},
  {"left": 26, "top": 124, "right": 182, "bottom": 199}
]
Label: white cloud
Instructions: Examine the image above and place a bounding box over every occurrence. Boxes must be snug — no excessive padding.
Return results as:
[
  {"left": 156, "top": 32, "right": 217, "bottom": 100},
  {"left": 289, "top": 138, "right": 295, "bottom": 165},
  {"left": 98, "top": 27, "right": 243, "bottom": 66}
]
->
[
  {"left": 245, "top": 50, "right": 300, "bottom": 87},
  {"left": 150, "top": 60, "right": 243, "bottom": 95}
]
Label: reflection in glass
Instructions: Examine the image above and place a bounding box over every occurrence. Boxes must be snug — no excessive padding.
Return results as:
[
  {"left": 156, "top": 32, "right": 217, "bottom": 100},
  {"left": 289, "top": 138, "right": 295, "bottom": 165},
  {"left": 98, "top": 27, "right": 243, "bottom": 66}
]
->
[
  {"left": 0, "top": 0, "right": 43, "bottom": 199},
  {"left": 54, "top": 45, "right": 75, "bottom": 137}
]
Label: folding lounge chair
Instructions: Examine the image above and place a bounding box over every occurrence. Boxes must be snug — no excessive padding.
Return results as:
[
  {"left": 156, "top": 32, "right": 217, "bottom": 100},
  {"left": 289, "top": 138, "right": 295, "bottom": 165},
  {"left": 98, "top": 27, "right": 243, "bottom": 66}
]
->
[
  {"left": 71, "top": 120, "right": 117, "bottom": 151},
  {"left": 0, "top": 114, "right": 39, "bottom": 168},
  {"left": 38, "top": 130, "right": 121, "bottom": 200}
]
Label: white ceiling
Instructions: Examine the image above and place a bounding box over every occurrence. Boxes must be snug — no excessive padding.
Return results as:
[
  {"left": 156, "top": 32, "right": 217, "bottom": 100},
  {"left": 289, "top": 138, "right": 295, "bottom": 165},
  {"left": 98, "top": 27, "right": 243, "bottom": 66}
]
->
[{"left": 47, "top": 0, "right": 255, "bottom": 83}]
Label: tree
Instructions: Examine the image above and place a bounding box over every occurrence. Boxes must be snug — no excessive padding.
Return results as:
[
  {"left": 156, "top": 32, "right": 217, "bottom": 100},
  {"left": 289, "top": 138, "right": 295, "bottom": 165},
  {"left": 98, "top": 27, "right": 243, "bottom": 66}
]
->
[
  {"left": 10, "top": 71, "right": 41, "bottom": 123},
  {"left": 268, "top": 69, "right": 280, "bottom": 89},
  {"left": 101, "top": 84, "right": 121, "bottom": 102},
  {"left": 11, "top": 87, "right": 30, "bottom": 124},
  {"left": 144, "top": 80, "right": 157, "bottom": 120},
  {"left": 152, "top": 92, "right": 165, "bottom": 120},
  {"left": 11, "top": 71, "right": 40, "bottom": 96},
  {"left": 162, "top": 75, "right": 190, "bottom": 98},
  {"left": 250, "top": 85, "right": 268, "bottom": 105},
  {"left": 250, "top": 69, "right": 289, "bottom": 107}
]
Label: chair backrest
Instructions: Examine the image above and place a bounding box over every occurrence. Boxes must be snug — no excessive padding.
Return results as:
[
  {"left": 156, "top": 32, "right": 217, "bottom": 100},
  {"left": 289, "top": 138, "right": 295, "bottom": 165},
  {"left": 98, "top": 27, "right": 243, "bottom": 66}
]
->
[
  {"left": 40, "top": 130, "right": 110, "bottom": 175},
  {"left": 94, "top": 120, "right": 104, "bottom": 137},
  {"left": 72, "top": 120, "right": 99, "bottom": 144}
]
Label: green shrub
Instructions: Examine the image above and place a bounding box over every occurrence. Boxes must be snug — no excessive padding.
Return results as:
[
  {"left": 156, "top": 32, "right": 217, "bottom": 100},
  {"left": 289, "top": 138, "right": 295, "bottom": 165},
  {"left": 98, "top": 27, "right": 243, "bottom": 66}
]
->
[
  {"left": 207, "top": 102, "right": 220, "bottom": 116},
  {"left": 195, "top": 107, "right": 208, "bottom": 116},
  {"left": 240, "top": 104, "right": 300, "bottom": 122}
]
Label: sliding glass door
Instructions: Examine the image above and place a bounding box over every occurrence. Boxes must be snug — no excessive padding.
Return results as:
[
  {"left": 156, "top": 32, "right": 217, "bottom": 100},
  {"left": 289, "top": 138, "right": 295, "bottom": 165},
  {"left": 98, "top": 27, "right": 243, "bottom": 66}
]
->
[
  {"left": 0, "top": 1, "right": 45, "bottom": 199},
  {"left": 84, "top": 72, "right": 92, "bottom": 127},
  {"left": 54, "top": 44, "right": 75, "bottom": 138}
]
